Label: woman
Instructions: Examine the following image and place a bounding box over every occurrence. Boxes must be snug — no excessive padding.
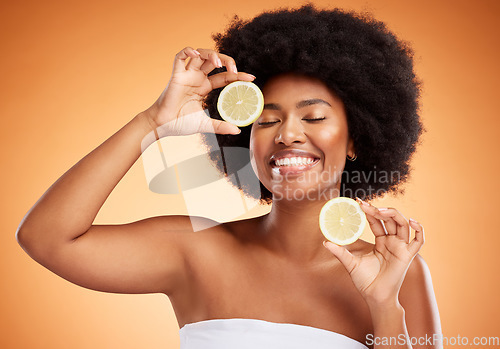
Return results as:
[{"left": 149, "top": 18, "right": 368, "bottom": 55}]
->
[{"left": 16, "top": 5, "right": 441, "bottom": 349}]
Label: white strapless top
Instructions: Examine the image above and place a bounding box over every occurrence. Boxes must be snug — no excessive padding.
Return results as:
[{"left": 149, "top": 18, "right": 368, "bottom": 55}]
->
[{"left": 179, "top": 318, "right": 368, "bottom": 349}]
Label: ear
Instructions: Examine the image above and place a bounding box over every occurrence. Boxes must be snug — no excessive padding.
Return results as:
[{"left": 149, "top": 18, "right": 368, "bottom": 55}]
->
[{"left": 347, "top": 137, "right": 356, "bottom": 158}]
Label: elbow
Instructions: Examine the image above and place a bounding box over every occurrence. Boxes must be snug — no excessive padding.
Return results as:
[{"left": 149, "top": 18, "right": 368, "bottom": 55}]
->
[
  {"left": 15, "top": 225, "right": 52, "bottom": 266},
  {"left": 16, "top": 222, "right": 28, "bottom": 249},
  {"left": 16, "top": 218, "right": 46, "bottom": 260},
  {"left": 16, "top": 210, "right": 35, "bottom": 250},
  {"left": 16, "top": 219, "right": 75, "bottom": 265},
  {"left": 16, "top": 210, "right": 54, "bottom": 254},
  {"left": 16, "top": 223, "right": 35, "bottom": 255}
]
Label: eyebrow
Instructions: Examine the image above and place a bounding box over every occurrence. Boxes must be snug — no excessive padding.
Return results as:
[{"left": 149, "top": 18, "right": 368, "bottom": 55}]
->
[{"left": 263, "top": 98, "right": 332, "bottom": 110}]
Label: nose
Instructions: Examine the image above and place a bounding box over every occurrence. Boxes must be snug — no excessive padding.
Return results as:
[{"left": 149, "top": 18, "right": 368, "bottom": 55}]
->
[{"left": 274, "top": 118, "right": 307, "bottom": 146}]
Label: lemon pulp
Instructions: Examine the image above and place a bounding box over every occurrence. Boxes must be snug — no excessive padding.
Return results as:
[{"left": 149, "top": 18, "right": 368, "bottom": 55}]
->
[
  {"left": 217, "top": 81, "right": 264, "bottom": 127},
  {"left": 319, "top": 197, "right": 366, "bottom": 245}
]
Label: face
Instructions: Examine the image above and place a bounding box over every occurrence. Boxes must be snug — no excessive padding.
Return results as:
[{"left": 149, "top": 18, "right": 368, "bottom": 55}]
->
[{"left": 249, "top": 73, "right": 354, "bottom": 201}]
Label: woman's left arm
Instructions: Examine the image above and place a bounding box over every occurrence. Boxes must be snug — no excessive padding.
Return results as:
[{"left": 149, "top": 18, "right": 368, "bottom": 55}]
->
[
  {"left": 399, "top": 254, "right": 442, "bottom": 348},
  {"left": 324, "top": 199, "right": 442, "bottom": 349}
]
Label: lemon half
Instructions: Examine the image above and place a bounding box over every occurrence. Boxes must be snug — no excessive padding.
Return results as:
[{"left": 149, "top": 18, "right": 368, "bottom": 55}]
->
[
  {"left": 217, "top": 81, "right": 264, "bottom": 127},
  {"left": 319, "top": 197, "right": 366, "bottom": 245}
]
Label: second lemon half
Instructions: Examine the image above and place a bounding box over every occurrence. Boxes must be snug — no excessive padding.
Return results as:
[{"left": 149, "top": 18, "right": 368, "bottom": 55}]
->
[{"left": 319, "top": 197, "right": 367, "bottom": 245}]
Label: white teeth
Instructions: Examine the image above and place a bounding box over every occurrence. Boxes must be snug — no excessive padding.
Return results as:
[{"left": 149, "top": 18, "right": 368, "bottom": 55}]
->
[{"left": 273, "top": 157, "right": 316, "bottom": 167}]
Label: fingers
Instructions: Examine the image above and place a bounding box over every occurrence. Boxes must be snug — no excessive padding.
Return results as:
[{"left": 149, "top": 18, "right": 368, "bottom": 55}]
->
[
  {"left": 175, "top": 47, "right": 230, "bottom": 73},
  {"left": 209, "top": 72, "right": 256, "bottom": 89},
  {"left": 173, "top": 47, "right": 201, "bottom": 74},
  {"left": 207, "top": 119, "right": 241, "bottom": 135},
  {"left": 155, "top": 109, "right": 241, "bottom": 136},
  {"left": 182, "top": 110, "right": 241, "bottom": 135},
  {"left": 356, "top": 198, "right": 410, "bottom": 243},
  {"left": 377, "top": 208, "right": 410, "bottom": 243},
  {"left": 195, "top": 49, "right": 238, "bottom": 74},
  {"left": 193, "top": 111, "right": 241, "bottom": 135},
  {"left": 174, "top": 47, "right": 256, "bottom": 87},
  {"left": 199, "top": 52, "right": 237, "bottom": 75},
  {"left": 323, "top": 241, "right": 357, "bottom": 274},
  {"left": 199, "top": 59, "right": 220, "bottom": 75},
  {"left": 356, "top": 198, "right": 387, "bottom": 238},
  {"left": 355, "top": 198, "right": 424, "bottom": 258},
  {"left": 187, "top": 48, "right": 255, "bottom": 79},
  {"left": 408, "top": 218, "right": 425, "bottom": 255},
  {"left": 376, "top": 209, "right": 397, "bottom": 238},
  {"left": 186, "top": 48, "right": 221, "bottom": 72},
  {"left": 186, "top": 48, "right": 238, "bottom": 75},
  {"left": 218, "top": 52, "right": 238, "bottom": 74}
]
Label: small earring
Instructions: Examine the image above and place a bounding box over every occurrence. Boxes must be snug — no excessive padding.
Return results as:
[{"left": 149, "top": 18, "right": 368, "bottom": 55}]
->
[{"left": 347, "top": 153, "right": 357, "bottom": 161}]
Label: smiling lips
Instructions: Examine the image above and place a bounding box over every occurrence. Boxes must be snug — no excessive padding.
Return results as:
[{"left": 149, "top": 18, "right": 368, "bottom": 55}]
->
[{"left": 269, "top": 150, "right": 320, "bottom": 175}]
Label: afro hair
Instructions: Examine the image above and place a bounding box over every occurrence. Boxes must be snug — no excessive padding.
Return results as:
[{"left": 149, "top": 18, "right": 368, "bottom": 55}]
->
[{"left": 201, "top": 4, "right": 423, "bottom": 204}]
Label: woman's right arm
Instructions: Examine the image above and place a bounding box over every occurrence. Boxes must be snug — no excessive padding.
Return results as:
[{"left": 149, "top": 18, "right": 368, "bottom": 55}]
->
[{"left": 16, "top": 47, "right": 254, "bottom": 295}]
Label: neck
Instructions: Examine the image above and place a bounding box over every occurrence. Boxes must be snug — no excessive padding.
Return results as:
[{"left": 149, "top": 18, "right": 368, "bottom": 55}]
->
[{"left": 258, "top": 196, "right": 334, "bottom": 264}]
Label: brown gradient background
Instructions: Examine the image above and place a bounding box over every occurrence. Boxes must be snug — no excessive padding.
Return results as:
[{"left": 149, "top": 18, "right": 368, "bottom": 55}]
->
[{"left": 1, "top": 0, "right": 499, "bottom": 347}]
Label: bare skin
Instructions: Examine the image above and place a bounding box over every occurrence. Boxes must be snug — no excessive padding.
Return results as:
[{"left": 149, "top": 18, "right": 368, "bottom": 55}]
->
[{"left": 16, "top": 47, "right": 441, "bottom": 348}]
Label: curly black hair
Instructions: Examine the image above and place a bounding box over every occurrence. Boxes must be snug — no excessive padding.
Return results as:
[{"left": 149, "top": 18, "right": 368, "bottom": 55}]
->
[{"left": 201, "top": 4, "right": 423, "bottom": 204}]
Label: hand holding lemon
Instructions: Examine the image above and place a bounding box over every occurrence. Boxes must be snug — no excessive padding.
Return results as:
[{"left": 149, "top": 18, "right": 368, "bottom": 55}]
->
[
  {"left": 144, "top": 47, "right": 257, "bottom": 137},
  {"left": 322, "top": 197, "right": 425, "bottom": 306}
]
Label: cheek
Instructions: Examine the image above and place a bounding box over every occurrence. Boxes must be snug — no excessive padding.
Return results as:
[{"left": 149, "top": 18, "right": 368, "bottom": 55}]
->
[
  {"left": 316, "top": 127, "right": 348, "bottom": 152},
  {"left": 249, "top": 129, "right": 277, "bottom": 185}
]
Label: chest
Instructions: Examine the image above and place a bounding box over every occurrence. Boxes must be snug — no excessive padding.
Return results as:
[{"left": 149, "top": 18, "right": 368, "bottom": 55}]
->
[{"left": 176, "top": 245, "right": 373, "bottom": 341}]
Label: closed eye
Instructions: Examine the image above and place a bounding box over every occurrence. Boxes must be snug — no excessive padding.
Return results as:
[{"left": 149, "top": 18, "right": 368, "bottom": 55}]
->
[
  {"left": 258, "top": 117, "right": 326, "bottom": 125},
  {"left": 257, "top": 120, "right": 280, "bottom": 126},
  {"left": 303, "top": 117, "right": 326, "bottom": 122}
]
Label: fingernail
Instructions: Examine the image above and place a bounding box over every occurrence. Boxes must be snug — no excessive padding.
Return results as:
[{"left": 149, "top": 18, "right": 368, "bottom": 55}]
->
[
  {"left": 193, "top": 49, "right": 201, "bottom": 55},
  {"left": 248, "top": 74, "right": 256, "bottom": 79},
  {"left": 359, "top": 198, "right": 370, "bottom": 206},
  {"left": 378, "top": 207, "right": 388, "bottom": 211},
  {"left": 409, "top": 218, "right": 418, "bottom": 223},
  {"left": 232, "top": 66, "right": 238, "bottom": 74},
  {"left": 217, "top": 58, "right": 223, "bottom": 68},
  {"left": 322, "top": 241, "right": 327, "bottom": 247}
]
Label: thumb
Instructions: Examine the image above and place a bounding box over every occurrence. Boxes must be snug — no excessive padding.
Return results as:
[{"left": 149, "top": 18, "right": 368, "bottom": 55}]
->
[
  {"left": 204, "top": 119, "right": 241, "bottom": 135},
  {"left": 155, "top": 110, "right": 241, "bottom": 136},
  {"left": 323, "top": 241, "right": 357, "bottom": 274}
]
